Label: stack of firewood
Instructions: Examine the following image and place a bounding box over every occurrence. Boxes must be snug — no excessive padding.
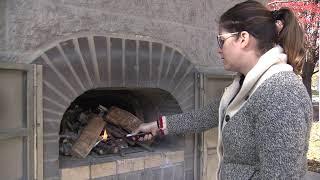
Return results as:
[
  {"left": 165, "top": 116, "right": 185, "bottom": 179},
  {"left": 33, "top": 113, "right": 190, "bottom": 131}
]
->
[{"left": 59, "top": 105, "right": 153, "bottom": 158}]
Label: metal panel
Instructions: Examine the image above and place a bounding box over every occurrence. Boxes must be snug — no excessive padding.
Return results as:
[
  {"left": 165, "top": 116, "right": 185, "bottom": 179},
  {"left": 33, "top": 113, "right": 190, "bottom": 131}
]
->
[
  {"left": 0, "top": 137, "right": 24, "bottom": 179},
  {"left": 193, "top": 73, "right": 201, "bottom": 180},
  {"left": 35, "top": 65, "right": 43, "bottom": 180},
  {"left": 0, "top": 62, "right": 42, "bottom": 180},
  {"left": 198, "top": 73, "right": 233, "bottom": 180},
  {"left": 0, "top": 69, "right": 25, "bottom": 129}
]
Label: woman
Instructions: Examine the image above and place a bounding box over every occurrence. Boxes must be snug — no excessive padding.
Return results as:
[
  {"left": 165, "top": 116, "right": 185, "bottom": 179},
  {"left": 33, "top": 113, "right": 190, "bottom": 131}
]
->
[{"left": 133, "top": 1, "right": 313, "bottom": 179}]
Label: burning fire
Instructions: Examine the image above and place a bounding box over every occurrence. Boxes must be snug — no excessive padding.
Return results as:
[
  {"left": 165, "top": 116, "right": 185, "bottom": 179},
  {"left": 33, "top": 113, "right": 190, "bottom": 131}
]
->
[{"left": 101, "top": 129, "right": 108, "bottom": 141}]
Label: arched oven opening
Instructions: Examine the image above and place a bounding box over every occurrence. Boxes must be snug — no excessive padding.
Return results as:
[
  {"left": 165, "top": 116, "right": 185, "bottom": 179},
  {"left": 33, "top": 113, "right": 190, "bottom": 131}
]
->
[{"left": 59, "top": 88, "right": 185, "bottom": 167}]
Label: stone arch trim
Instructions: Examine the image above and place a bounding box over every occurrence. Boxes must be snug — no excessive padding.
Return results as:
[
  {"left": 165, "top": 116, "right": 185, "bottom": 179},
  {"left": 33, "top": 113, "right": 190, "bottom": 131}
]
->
[{"left": 32, "top": 35, "right": 198, "bottom": 134}]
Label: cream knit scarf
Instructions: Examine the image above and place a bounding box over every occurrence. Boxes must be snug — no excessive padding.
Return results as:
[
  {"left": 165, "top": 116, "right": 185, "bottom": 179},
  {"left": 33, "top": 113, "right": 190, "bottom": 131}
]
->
[{"left": 216, "top": 45, "right": 293, "bottom": 179}]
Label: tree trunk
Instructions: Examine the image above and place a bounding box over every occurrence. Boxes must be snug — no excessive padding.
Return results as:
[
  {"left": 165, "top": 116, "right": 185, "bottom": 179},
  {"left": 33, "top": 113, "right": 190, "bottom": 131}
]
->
[{"left": 302, "top": 51, "right": 316, "bottom": 98}]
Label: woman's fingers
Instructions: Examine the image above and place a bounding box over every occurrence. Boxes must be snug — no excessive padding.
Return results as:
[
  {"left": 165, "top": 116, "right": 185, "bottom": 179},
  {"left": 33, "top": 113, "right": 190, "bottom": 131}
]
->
[
  {"left": 132, "top": 121, "right": 159, "bottom": 141},
  {"left": 136, "top": 133, "right": 153, "bottom": 141},
  {"left": 132, "top": 127, "right": 142, "bottom": 135}
]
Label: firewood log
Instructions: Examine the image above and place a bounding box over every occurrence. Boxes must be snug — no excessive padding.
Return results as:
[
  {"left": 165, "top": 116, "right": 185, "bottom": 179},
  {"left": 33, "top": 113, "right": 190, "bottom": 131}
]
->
[
  {"left": 71, "top": 114, "right": 106, "bottom": 158},
  {"left": 105, "top": 106, "right": 143, "bottom": 132}
]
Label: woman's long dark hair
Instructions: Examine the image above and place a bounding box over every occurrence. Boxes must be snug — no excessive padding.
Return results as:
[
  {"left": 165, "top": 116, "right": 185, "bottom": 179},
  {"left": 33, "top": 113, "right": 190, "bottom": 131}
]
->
[{"left": 219, "top": 0, "right": 305, "bottom": 74}]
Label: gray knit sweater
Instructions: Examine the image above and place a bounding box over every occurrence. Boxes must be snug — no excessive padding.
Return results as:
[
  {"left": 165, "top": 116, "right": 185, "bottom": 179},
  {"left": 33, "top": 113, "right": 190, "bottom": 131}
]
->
[{"left": 166, "top": 71, "right": 312, "bottom": 179}]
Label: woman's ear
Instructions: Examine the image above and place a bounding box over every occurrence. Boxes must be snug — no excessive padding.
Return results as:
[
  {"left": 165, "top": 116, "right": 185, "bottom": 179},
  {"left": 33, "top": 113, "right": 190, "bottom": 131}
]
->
[{"left": 239, "top": 31, "right": 250, "bottom": 48}]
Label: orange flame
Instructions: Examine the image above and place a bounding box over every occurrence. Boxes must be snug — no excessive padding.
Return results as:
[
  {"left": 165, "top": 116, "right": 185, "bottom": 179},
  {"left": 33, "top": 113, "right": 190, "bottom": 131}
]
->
[{"left": 102, "top": 129, "right": 108, "bottom": 141}]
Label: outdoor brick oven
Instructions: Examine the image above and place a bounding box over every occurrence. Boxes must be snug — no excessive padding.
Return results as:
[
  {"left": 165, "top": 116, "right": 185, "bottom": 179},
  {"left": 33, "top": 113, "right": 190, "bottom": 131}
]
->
[
  {"left": 32, "top": 35, "right": 198, "bottom": 179},
  {"left": 0, "top": 0, "right": 257, "bottom": 179}
]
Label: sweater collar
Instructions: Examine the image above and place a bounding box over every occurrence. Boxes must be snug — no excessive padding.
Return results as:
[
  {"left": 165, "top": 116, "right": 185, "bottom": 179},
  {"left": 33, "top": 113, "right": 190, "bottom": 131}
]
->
[
  {"left": 236, "top": 45, "right": 287, "bottom": 89},
  {"left": 226, "top": 45, "right": 289, "bottom": 113}
]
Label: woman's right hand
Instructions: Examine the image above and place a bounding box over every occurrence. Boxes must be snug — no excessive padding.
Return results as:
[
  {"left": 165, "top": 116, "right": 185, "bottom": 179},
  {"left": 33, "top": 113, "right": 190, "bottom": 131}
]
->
[{"left": 132, "top": 121, "right": 159, "bottom": 141}]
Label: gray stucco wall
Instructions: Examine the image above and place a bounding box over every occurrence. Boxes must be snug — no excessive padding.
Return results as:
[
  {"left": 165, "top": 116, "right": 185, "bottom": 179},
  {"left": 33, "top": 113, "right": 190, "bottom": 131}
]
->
[{"left": 0, "top": 0, "right": 267, "bottom": 72}]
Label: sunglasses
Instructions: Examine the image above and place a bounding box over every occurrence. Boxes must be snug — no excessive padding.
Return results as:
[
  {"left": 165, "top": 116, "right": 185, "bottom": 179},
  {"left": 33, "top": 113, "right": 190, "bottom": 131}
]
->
[{"left": 216, "top": 32, "right": 239, "bottom": 49}]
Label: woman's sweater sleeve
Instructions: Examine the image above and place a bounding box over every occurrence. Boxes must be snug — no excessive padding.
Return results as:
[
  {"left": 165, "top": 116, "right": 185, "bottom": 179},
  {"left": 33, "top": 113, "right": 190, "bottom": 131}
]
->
[{"left": 164, "top": 99, "right": 220, "bottom": 135}]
